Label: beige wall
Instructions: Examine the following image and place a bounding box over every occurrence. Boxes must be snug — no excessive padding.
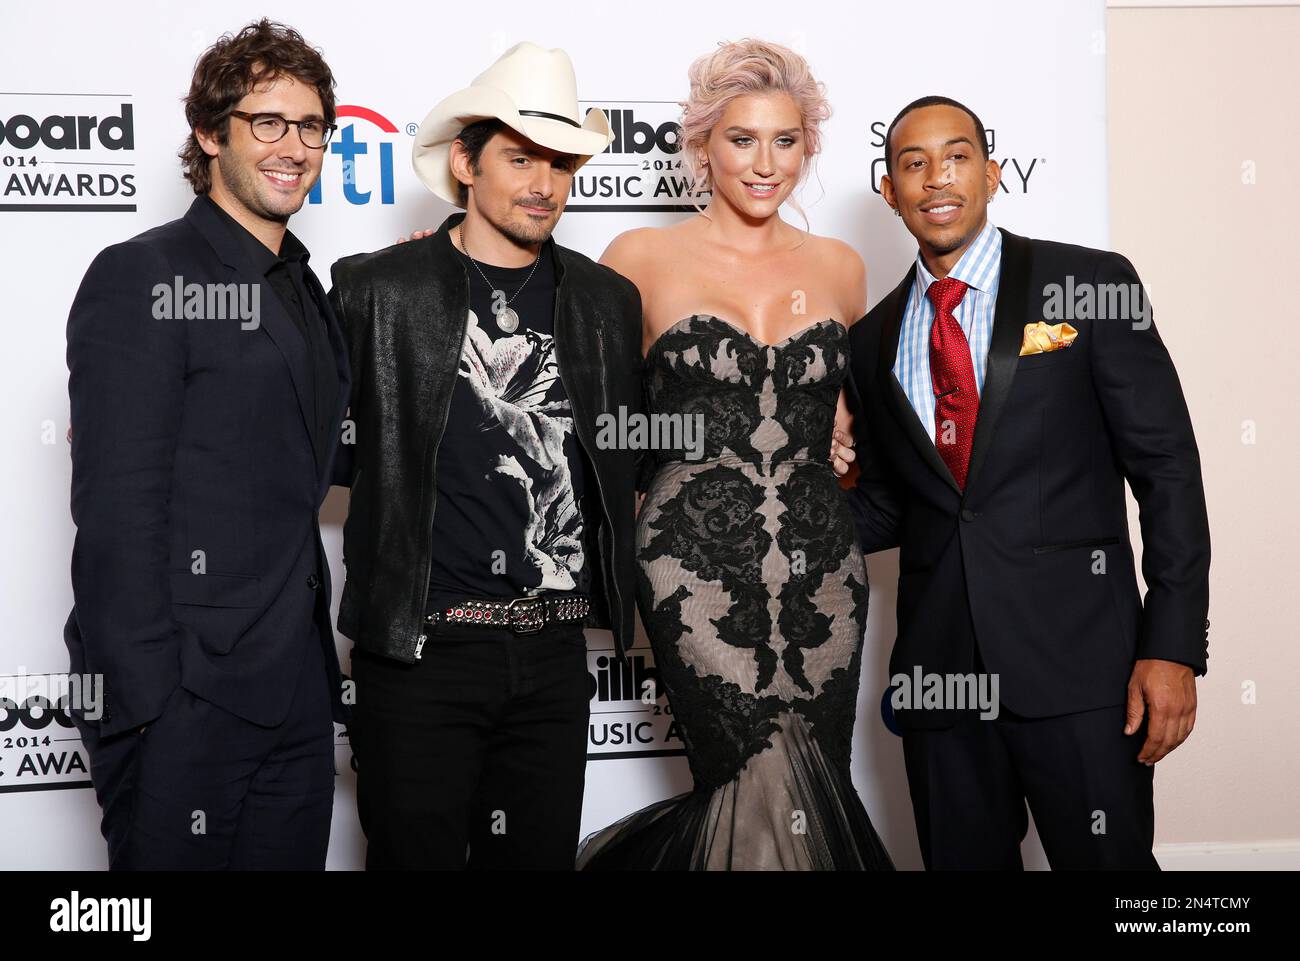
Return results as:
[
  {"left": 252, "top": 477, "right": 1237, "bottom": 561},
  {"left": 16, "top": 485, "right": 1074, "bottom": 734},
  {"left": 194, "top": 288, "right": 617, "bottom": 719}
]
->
[{"left": 1108, "top": 3, "right": 1300, "bottom": 849}]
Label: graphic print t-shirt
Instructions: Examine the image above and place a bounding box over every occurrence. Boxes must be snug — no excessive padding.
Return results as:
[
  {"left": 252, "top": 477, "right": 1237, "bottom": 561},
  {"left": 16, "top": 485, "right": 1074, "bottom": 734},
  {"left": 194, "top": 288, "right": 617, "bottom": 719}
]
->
[{"left": 426, "top": 241, "right": 595, "bottom": 608}]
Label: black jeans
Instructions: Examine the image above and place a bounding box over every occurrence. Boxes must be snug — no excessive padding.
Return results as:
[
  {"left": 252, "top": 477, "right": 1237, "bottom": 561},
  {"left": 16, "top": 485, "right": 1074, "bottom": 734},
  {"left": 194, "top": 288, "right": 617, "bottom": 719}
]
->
[{"left": 349, "top": 621, "right": 590, "bottom": 870}]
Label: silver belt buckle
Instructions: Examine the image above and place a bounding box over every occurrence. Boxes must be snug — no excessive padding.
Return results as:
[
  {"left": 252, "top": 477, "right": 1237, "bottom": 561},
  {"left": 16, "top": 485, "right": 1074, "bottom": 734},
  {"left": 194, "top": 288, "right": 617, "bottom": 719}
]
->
[{"left": 506, "top": 596, "right": 546, "bottom": 635}]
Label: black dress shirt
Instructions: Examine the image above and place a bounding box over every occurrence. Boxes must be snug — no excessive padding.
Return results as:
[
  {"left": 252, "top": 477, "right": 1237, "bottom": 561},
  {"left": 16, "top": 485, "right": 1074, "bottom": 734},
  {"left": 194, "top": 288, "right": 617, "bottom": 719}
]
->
[{"left": 202, "top": 195, "right": 338, "bottom": 462}]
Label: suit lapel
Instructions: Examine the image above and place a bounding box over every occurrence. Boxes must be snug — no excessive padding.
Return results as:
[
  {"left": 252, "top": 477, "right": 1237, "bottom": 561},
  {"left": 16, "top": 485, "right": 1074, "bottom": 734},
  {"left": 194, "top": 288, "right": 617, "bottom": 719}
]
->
[
  {"left": 963, "top": 228, "right": 1033, "bottom": 497},
  {"left": 304, "top": 266, "right": 352, "bottom": 486},
  {"left": 185, "top": 198, "right": 318, "bottom": 467},
  {"left": 877, "top": 264, "right": 963, "bottom": 495}
]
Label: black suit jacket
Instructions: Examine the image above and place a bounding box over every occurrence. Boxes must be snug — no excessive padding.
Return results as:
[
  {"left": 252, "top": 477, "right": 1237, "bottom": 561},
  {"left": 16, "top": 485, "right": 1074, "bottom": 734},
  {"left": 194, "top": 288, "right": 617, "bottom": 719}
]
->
[
  {"left": 845, "top": 228, "right": 1210, "bottom": 728},
  {"left": 64, "top": 196, "right": 351, "bottom": 738}
]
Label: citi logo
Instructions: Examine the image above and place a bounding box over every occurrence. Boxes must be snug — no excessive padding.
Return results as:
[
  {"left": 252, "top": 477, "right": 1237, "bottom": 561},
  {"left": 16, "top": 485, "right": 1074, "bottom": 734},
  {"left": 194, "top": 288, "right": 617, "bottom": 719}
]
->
[
  {"left": 308, "top": 105, "right": 396, "bottom": 206},
  {"left": 0, "top": 104, "right": 134, "bottom": 150},
  {"left": 596, "top": 107, "right": 681, "bottom": 155}
]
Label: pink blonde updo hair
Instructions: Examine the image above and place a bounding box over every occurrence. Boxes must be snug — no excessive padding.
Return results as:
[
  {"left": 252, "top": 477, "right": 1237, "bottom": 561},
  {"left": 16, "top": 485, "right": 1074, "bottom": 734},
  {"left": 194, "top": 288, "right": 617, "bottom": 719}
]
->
[{"left": 679, "top": 38, "right": 831, "bottom": 204}]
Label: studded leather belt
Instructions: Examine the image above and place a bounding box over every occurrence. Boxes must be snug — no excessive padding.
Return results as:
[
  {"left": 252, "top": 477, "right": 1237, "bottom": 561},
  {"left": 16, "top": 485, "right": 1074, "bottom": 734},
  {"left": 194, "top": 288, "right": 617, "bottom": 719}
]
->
[{"left": 424, "top": 593, "right": 591, "bottom": 636}]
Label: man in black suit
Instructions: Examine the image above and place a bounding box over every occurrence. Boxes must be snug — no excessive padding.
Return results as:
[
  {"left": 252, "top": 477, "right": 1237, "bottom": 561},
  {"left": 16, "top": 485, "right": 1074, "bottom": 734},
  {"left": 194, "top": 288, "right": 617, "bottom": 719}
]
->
[
  {"left": 845, "top": 96, "right": 1210, "bottom": 869},
  {"left": 64, "top": 20, "right": 350, "bottom": 869}
]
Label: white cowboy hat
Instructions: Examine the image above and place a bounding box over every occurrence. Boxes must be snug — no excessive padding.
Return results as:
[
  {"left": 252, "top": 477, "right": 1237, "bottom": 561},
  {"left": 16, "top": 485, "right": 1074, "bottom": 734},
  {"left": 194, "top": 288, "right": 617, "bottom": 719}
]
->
[{"left": 412, "top": 42, "right": 613, "bottom": 207}]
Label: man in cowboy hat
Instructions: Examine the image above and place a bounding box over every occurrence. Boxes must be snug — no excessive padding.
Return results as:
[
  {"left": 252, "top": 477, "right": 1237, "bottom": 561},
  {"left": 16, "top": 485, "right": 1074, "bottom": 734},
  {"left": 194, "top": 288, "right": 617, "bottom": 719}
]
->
[{"left": 328, "top": 42, "right": 643, "bottom": 869}]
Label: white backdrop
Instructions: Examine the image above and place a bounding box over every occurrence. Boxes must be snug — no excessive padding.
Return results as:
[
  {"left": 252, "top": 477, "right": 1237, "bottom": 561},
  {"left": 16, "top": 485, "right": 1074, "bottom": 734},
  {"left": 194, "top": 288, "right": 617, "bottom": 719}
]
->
[{"left": 0, "top": 0, "right": 1107, "bottom": 869}]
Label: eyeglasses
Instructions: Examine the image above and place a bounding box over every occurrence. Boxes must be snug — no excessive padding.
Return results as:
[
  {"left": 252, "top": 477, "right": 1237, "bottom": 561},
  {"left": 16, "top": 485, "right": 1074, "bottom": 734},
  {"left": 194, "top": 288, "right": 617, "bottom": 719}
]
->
[{"left": 228, "top": 110, "right": 337, "bottom": 149}]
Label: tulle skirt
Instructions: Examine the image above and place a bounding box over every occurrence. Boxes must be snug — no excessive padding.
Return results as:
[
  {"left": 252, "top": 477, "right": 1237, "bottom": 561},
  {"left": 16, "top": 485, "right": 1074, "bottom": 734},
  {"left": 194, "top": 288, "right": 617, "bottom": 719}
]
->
[{"left": 577, "top": 711, "right": 894, "bottom": 870}]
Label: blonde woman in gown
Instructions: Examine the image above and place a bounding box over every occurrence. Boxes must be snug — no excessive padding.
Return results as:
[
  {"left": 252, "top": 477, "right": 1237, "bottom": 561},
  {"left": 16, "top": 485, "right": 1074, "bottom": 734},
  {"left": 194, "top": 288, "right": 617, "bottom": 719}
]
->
[{"left": 576, "top": 39, "right": 894, "bottom": 871}]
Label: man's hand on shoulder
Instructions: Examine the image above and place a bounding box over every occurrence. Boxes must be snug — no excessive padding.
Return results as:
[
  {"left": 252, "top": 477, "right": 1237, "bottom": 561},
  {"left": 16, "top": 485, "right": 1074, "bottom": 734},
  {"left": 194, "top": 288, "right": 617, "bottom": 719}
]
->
[{"left": 396, "top": 227, "right": 435, "bottom": 244}]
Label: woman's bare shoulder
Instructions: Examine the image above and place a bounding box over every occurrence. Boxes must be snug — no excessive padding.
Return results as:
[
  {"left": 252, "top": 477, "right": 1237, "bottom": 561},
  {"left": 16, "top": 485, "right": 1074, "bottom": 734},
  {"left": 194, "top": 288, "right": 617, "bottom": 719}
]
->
[
  {"left": 798, "top": 233, "right": 867, "bottom": 322},
  {"left": 601, "top": 219, "right": 705, "bottom": 279},
  {"left": 600, "top": 224, "right": 679, "bottom": 270},
  {"left": 803, "top": 232, "right": 864, "bottom": 269}
]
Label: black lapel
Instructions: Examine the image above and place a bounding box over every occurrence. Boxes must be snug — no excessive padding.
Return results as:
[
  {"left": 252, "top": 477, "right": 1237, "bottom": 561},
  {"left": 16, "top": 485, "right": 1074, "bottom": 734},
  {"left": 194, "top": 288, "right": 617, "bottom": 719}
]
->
[
  {"left": 184, "top": 197, "right": 316, "bottom": 464},
  {"left": 302, "top": 264, "right": 352, "bottom": 484},
  {"left": 877, "top": 263, "right": 963, "bottom": 495},
  {"left": 303, "top": 266, "right": 350, "bottom": 429},
  {"left": 963, "top": 228, "right": 1033, "bottom": 497}
]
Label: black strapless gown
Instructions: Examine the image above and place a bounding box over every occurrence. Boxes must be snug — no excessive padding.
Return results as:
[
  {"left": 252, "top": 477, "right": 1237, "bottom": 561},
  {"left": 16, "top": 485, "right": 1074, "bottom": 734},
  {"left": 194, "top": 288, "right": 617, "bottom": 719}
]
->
[{"left": 577, "top": 315, "right": 894, "bottom": 870}]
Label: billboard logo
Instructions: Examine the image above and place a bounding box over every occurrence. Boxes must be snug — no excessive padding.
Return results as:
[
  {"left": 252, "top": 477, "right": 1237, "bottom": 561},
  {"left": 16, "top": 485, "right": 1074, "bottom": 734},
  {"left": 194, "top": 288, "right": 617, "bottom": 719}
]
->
[
  {"left": 568, "top": 101, "right": 706, "bottom": 213},
  {"left": 0, "top": 104, "right": 133, "bottom": 151},
  {"left": 585, "top": 646, "right": 685, "bottom": 760},
  {"left": 0, "top": 95, "right": 137, "bottom": 211},
  {"left": 0, "top": 673, "right": 92, "bottom": 792}
]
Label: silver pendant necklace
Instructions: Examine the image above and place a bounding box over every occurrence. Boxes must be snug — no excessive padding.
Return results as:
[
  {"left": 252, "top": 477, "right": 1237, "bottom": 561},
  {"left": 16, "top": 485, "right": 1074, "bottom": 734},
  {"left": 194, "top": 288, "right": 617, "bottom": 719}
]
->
[{"left": 458, "top": 223, "right": 540, "bottom": 334}]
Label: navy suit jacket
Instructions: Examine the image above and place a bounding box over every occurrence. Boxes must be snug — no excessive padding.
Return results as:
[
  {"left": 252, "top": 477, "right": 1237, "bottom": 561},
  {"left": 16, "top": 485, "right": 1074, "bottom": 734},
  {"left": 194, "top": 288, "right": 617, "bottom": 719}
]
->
[
  {"left": 845, "top": 229, "right": 1211, "bottom": 728},
  {"left": 65, "top": 195, "right": 351, "bottom": 738}
]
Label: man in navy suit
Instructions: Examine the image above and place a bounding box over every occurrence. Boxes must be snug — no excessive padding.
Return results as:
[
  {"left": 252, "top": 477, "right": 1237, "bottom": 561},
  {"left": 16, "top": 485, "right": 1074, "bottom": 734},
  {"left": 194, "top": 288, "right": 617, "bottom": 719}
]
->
[
  {"left": 64, "top": 20, "right": 350, "bottom": 869},
  {"left": 846, "top": 97, "right": 1210, "bottom": 869}
]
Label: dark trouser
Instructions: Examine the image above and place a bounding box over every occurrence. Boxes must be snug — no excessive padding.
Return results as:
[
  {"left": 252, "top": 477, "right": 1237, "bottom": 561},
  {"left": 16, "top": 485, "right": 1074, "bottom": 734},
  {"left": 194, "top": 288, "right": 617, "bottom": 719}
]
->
[
  {"left": 75, "top": 632, "right": 336, "bottom": 870},
  {"left": 901, "top": 645, "right": 1158, "bottom": 871},
  {"left": 348, "top": 623, "right": 590, "bottom": 870}
]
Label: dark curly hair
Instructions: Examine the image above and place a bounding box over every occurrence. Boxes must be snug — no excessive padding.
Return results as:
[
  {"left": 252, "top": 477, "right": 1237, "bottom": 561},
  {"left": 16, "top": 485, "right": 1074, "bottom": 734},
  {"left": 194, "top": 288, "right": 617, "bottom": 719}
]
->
[{"left": 178, "top": 19, "right": 337, "bottom": 195}]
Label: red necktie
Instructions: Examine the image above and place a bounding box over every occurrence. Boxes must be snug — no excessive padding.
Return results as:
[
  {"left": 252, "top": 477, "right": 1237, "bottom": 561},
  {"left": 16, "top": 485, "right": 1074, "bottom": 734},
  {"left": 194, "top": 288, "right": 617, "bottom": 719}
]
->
[{"left": 927, "top": 277, "right": 977, "bottom": 489}]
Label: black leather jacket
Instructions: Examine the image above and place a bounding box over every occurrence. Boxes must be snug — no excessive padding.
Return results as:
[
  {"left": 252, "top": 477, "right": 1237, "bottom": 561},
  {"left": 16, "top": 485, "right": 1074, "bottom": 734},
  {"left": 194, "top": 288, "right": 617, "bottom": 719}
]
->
[{"left": 328, "top": 213, "right": 643, "bottom": 663}]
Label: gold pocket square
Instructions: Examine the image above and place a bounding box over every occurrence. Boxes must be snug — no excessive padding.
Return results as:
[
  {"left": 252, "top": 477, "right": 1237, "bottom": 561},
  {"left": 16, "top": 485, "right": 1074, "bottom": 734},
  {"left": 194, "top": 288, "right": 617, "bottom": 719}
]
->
[{"left": 1019, "top": 321, "right": 1078, "bottom": 357}]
